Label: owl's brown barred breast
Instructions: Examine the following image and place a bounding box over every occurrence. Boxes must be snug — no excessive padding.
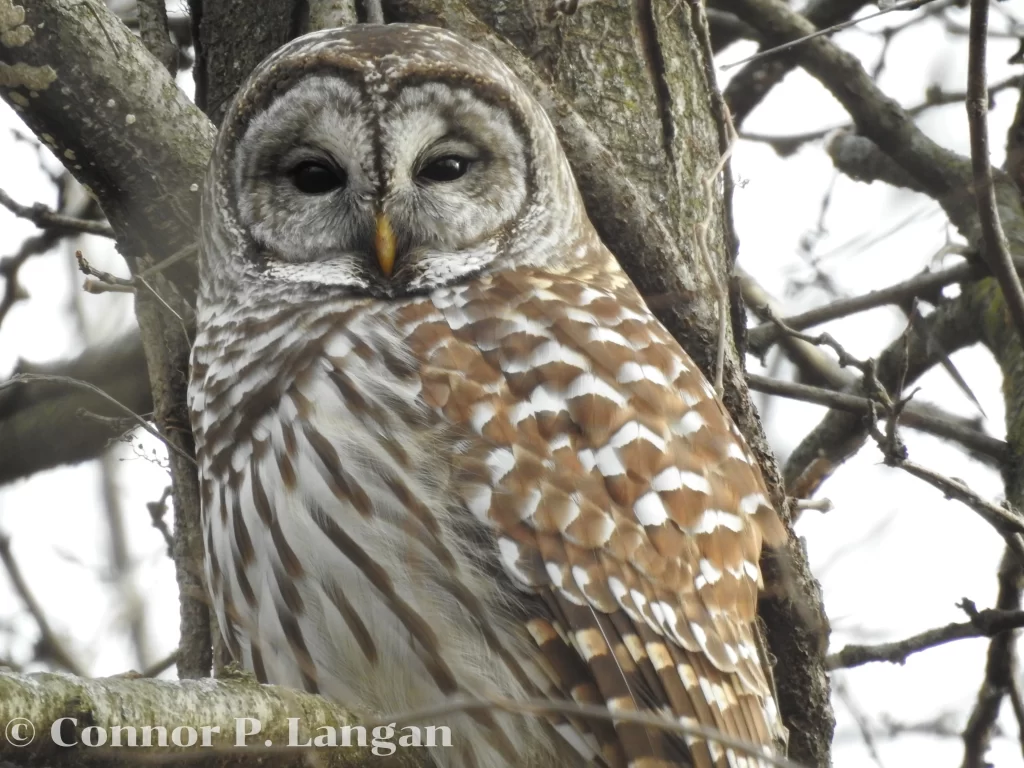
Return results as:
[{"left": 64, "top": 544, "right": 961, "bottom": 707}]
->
[{"left": 190, "top": 21, "right": 788, "bottom": 768}]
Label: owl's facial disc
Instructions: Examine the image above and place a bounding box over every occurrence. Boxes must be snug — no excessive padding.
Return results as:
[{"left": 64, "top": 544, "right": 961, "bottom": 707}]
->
[{"left": 231, "top": 73, "right": 533, "bottom": 297}]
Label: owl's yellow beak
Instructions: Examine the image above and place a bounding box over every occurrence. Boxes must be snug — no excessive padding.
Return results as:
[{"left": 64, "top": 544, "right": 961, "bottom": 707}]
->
[{"left": 375, "top": 212, "right": 397, "bottom": 278}]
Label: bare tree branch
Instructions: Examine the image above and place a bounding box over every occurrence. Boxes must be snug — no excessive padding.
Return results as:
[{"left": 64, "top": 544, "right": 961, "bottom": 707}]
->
[
  {"left": 739, "top": 270, "right": 998, "bottom": 470},
  {"left": 0, "top": 374, "right": 194, "bottom": 466},
  {"left": 0, "top": 189, "right": 114, "bottom": 238},
  {"left": 962, "top": 551, "right": 1024, "bottom": 768},
  {"left": 748, "top": 374, "right": 1007, "bottom": 464},
  {"left": 0, "top": 332, "right": 151, "bottom": 485},
  {"left": 722, "top": 0, "right": 871, "bottom": 125},
  {"left": 829, "top": 602, "right": 1024, "bottom": 671},
  {"left": 781, "top": 276, "right": 987, "bottom": 498},
  {"left": 741, "top": 75, "right": 1023, "bottom": 158},
  {"left": 0, "top": 534, "right": 85, "bottom": 676},
  {"left": 746, "top": 259, "right": 979, "bottom": 355}
]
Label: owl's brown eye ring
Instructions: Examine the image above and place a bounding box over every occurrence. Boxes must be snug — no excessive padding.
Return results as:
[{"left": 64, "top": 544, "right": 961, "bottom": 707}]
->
[
  {"left": 417, "top": 155, "right": 472, "bottom": 183},
  {"left": 290, "top": 161, "right": 347, "bottom": 194}
]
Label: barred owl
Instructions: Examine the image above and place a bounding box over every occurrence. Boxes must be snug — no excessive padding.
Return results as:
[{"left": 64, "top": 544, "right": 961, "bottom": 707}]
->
[{"left": 189, "top": 23, "right": 788, "bottom": 768}]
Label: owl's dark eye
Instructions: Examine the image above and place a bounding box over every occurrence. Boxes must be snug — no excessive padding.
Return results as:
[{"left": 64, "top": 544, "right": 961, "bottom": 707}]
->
[
  {"left": 418, "top": 155, "right": 472, "bottom": 183},
  {"left": 290, "top": 161, "right": 346, "bottom": 194}
]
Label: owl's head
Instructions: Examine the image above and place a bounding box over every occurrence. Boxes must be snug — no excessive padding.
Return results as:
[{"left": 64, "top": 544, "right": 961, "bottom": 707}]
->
[{"left": 203, "top": 24, "right": 590, "bottom": 299}]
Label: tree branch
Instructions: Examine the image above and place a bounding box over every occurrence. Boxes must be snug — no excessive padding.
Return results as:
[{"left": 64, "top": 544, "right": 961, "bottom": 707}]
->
[
  {"left": 0, "top": 189, "right": 114, "bottom": 237},
  {"left": 746, "top": 259, "right": 979, "bottom": 355},
  {"left": 0, "top": 332, "right": 152, "bottom": 485},
  {"left": 722, "top": 0, "right": 871, "bottom": 125},
  {"left": 740, "top": 269, "right": 999, "bottom": 469},
  {"left": 828, "top": 604, "right": 1024, "bottom": 671},
  {"left": 962, "top": 551, "right": 1024, "bottom": 768},
  {"left": 0, "top": 534, "right": 85, "bottom": 676},
  {"left": 748, "top": 374, "right": 1007, "bottom": 464},
  {"left": 781, "top": 277, "right": 987, "bottom": 498},
  {"left": 0, "top": 668, "right": 422, "bottom": 767}
]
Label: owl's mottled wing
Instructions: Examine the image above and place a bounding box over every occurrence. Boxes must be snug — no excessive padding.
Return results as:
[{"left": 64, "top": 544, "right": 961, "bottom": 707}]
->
[{"left": 404, "top": 255, "right": 788, "bottom": 768}]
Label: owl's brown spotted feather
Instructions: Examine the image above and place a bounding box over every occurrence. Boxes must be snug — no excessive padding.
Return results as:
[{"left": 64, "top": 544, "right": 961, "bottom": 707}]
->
[{"left": 410, "top": 258, "right": 787, "bottom": 767}]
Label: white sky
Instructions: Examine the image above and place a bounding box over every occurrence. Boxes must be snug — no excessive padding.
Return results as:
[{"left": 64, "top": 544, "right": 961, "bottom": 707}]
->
[{"left": 0, "top": 5, "right": 1022, "bottom": 767}]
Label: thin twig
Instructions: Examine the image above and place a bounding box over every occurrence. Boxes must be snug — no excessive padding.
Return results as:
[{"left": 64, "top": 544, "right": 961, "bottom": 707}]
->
[
  {"left": 721, "top": 0, "right": 940, "bottom": 70},
  {"left": 140, "top": 649, "right": 180, "bottom": 678},
  {"left": 756, "top": 319, "right": 1024, "bottom": 555},
  {"left": 136, "top": 243, "right": 197, "bottom": 281},
  {"left": 962, "top": 550, "right": 1024, "bottom": 767},
  {"left": 77, "top": 251, "right": 190, "bottom": 333},
  {"left": 741, "top": 271, "right": 1000, "bottom": 469},
  {"left": 747, "top": 260, "right": 977, "bottom": 355},
  {"left": 0, "top": 189, "right": 114, "bottom": 237},
  {"left": 762, "top": 307, "right": 877, "bottom": 377},
  {"left": 0, "top": 374, "right": 196, "bottom": 466},
  {"left": 790, "top": 497, "right": 835, "bottom": 513},
  {"left": 828, "top": 603, "right": 1024, "bottom": 670},
  {"left": 0, "top": 533, "right": 86, "bottom": 676},
  {"left": 76, "top": 251, "right": 135, "bottom": 293},
  {"left": 896, "top": 460, "right": 1024, "bottom": 554},
  {"left": 966, "top": 0, "right": 1024, "bottom": 351},
  {"left": 76, "top": 409, "right": 142, "bottom": 433},
  {"left": 748, "top": 374, "right": 1005, "bottom": 462},
  {"left": 147, "top": 486, "right": 175, "bottom": 558}
]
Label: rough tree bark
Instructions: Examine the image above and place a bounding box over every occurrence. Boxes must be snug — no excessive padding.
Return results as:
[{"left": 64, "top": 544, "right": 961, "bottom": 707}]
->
[{"left": 0, "top": 0, "right": 833, "bottom": 765}]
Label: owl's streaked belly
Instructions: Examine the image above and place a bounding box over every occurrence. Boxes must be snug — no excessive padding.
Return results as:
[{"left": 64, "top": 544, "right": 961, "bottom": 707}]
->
[{"left": 190, "top": 303, "right": 583, "bottom": 768}]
